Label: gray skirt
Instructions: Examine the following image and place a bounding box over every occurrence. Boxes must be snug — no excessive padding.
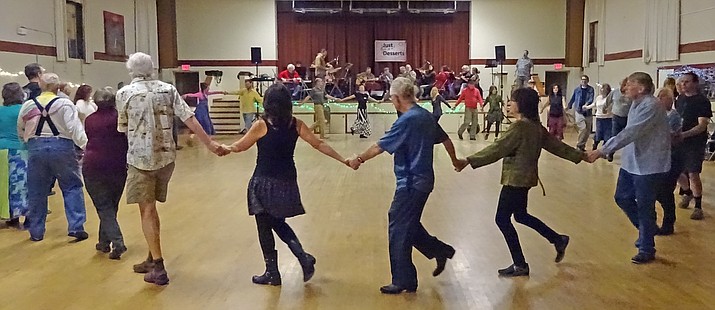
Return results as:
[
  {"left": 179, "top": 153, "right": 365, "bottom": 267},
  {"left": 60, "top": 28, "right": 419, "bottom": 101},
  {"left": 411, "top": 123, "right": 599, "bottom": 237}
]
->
[{"left": 247, "top": 175, "right": 305, "bottom": 218}]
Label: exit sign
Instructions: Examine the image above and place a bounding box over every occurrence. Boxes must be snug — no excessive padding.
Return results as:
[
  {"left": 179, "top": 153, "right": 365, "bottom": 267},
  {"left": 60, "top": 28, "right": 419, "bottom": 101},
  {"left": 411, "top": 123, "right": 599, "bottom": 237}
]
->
[
  {"left": 554, "top": 63, "right": 563, "bottom": 70},
  {"left": 181, "top": 64, "right": 191, "bottom": 71}
]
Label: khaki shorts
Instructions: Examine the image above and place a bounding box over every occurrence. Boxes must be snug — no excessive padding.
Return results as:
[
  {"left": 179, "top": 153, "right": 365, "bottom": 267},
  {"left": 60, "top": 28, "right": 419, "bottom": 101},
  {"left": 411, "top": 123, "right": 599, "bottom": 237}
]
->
[{"left": 126, "top": 163, "right": 175, "bottom": 204}]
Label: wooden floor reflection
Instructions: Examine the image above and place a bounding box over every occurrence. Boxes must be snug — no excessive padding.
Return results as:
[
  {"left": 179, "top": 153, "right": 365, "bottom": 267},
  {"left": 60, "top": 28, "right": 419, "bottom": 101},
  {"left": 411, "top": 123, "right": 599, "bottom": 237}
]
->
[{"left": 1, "top": 132, "right": 714, "bottom": 309}]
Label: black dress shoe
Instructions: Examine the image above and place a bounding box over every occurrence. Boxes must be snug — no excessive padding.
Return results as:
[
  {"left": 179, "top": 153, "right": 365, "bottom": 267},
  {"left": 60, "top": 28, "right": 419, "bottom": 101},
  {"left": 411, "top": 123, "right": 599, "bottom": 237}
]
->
[
  {"left": 68, "top": 231, "right": 89, "bottom": 242},
  {"left": 95, "top": 242, "right": 111, "bottom": 253},
  {"left": 433, "top": 247, "right": 456, "bottom": 277},
  {"left": 497, "top": 264, "right": 529, "bottom": 277},
  {"left": 631, "top": 253, "right": 655, "bottom": 264},
  {"left": 554, "top": 235, "right": 570, "bottom": 263},
  {"left": 379, "top": 284, "right": 417, "bottom": 294},
  {"left": 656, "top": 226, "right": 674, "bottom": 236}
]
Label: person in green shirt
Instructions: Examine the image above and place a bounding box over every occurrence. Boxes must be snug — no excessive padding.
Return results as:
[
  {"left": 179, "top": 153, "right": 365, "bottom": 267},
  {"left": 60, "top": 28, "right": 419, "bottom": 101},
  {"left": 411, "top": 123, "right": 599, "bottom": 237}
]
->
[
  {"left": 483, "top": 85, "right": 504, "bottom": 140},
  {"left": 454, "top": 88, "right": 589, "bottom": 277}
]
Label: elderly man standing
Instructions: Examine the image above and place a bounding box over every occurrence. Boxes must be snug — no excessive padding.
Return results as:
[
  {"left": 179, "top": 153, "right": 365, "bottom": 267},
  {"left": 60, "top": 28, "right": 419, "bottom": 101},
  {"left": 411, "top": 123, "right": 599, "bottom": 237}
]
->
[
  {"left": 117, "top": 53, "right": 229, "bottom": 285},
  {"left": 18, "top": 73, "right": 88, "bottom": 242},
  {"left": 278, "top": 64, "right": 302, "bottom": 100}
]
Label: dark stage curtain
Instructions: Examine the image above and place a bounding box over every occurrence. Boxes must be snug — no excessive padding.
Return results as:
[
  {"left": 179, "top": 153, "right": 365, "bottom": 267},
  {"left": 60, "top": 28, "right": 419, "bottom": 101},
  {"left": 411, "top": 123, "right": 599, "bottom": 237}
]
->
[{"left": 277, "top": 12, "right": 469, "bottom": 86}]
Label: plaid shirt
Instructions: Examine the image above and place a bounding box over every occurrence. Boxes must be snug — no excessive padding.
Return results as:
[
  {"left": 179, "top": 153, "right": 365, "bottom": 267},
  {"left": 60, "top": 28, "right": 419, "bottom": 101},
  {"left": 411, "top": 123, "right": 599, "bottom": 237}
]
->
[{"left": 116, "top": 78, "right": 194, "bottom": 171}]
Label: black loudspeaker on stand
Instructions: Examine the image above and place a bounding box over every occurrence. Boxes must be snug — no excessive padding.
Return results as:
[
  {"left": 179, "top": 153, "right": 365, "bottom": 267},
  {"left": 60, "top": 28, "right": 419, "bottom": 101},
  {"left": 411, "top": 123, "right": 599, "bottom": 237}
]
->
[
  {"left": 494, "top": 45, "right": 506, "bottom": 98},
  {"left": 251, "top": 47, "right": 262, "bottom": 75}
]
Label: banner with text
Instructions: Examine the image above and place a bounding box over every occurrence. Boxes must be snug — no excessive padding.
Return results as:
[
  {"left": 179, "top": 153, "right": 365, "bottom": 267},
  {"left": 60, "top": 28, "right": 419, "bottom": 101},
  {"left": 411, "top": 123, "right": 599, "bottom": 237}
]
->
[{"left": 375, "top": 40, "right": 407, "bottom": 62}]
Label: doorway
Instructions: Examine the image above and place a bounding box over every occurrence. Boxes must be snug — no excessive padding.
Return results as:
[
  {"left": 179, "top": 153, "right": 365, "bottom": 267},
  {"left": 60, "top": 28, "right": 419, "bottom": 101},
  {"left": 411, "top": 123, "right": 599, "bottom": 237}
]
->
[
  {"left": 545, "top": 71, "right": 569, "bottom": 97},
  {"left": 174, "top": 71, "right": 200, "bottom": 107}
]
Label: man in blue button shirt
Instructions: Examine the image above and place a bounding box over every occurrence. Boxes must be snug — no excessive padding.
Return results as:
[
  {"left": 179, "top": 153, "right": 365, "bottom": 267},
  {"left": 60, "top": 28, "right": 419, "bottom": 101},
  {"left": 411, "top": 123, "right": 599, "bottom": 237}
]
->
[
  {"left": 349, "top": 77, "right": 455, "bottom": 294},
  {"left": 568, "top": 75, "right": 595, "bottom": 151}
]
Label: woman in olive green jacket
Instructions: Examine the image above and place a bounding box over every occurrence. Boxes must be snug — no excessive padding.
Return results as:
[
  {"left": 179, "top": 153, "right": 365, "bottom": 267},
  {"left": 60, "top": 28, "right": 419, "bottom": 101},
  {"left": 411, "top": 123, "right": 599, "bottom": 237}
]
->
[{"left": 455, "top": 88, "right": 587, "bottom": 277}]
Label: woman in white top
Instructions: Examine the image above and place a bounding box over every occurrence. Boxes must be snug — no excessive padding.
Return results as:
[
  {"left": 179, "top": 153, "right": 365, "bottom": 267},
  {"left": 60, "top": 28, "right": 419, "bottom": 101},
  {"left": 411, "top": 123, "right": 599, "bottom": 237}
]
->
[
  {"left": 584, "top": 83, "right": 613, "bottom": 150},
  {"left": 74, "top": 84, "right": 97, "bottom": 123}
]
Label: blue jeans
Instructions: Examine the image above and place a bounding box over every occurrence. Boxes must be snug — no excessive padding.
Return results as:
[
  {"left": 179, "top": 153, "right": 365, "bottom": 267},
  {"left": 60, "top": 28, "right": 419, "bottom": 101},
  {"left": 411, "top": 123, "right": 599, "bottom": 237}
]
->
[
  {"left": 614, "top": 169, "right": 661, "bottom": 255},
  {"left": 612, "top": 115, "right": 628, "bottom": 137},
  {"left": 242, "top": 113, "right": 255, "bottom": 131},
  {"left": 388, "top": 187, "right": 453, "bottom": 289},
  {"left": 26, "top": 138, "right": 86, "bottom": 239}
]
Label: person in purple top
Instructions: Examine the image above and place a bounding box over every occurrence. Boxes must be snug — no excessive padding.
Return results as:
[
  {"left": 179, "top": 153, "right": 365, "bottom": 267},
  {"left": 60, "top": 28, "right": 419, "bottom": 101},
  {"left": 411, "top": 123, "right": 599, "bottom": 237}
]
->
[{"left": 82, "top": 88, "right": 129, "bottom": 260}]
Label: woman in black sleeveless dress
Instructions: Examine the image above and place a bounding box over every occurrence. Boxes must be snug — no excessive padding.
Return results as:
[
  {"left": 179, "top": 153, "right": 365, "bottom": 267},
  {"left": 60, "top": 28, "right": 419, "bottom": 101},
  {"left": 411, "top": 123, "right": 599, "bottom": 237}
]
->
[{"left": 226, "top": 84, "right": 350, "bottom": 285}]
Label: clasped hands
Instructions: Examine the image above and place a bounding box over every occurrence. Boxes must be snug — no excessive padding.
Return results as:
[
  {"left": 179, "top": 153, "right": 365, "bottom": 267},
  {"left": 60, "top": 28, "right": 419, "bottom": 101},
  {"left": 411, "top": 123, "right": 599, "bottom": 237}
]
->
[{"left": 583, "top": 149, "right": 602, "bottom": 163}]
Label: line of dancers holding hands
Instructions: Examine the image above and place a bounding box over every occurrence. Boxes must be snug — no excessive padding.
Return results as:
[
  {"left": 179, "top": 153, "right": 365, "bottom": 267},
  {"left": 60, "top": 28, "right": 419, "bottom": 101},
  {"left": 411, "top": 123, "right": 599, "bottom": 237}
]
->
[{"left": 218, "top": 72, "right": 670, "bottom": 294}]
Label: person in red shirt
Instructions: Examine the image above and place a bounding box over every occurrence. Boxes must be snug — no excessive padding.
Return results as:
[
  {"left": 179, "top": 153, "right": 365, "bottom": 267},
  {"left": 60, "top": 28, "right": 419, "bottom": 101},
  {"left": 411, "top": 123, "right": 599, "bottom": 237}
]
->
[
  {"left": 278, "top": 64, "right": 302, "bottom": 99},
  {"left": 434, "top": 65, "right": 454, "bottom": 98},
  {"left": 454, "top": 80, "right": 484, "bottom": 140}
]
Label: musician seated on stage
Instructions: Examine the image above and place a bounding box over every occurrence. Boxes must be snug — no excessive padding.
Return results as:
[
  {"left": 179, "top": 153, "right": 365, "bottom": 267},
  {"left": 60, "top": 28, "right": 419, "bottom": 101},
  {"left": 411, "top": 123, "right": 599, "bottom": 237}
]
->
[
  {"left": 357, "top": 67, "right": 378, "bottom": 84},
  {"left": 378, "top": 67, "right": 394, "bottom": 96},
  {"left": 278, "top": 64, "right": 303, "bottom": 99}
]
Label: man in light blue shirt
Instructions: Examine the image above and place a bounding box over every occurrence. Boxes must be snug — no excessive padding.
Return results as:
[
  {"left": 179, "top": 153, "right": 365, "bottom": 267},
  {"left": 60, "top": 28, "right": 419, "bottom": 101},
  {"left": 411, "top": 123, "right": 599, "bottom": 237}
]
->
[{"left": 588, "top": 72, "right": 670, "bottom": 264}]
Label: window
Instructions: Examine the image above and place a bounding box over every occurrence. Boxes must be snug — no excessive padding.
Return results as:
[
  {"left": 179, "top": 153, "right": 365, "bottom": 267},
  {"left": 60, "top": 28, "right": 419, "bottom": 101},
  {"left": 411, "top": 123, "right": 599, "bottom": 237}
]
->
[
  {"left": 66, "top": 1, "right": 85, "bottom": 60},
  {"left": 588, "top": 21, "right": 597, "bottom": 63}
]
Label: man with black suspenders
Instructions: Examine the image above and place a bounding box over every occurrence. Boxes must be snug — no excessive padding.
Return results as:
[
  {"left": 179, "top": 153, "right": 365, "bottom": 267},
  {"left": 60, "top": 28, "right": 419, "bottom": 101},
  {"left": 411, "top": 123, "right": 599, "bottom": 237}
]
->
[{"left": 18, "top": 73, "right": 89, "bottom": 242}]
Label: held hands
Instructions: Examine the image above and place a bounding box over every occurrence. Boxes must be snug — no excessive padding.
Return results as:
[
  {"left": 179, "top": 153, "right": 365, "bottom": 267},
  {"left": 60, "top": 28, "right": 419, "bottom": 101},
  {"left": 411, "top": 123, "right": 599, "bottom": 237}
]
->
[
  {"left": 453, "top": 159, "right": 469, "bottom": 172},
  {"left": 346, "top": 155, "right": 362, "bottom": 170},
  {"left": 584, "top": 150, "right": 602, "bottom": 163},
  {"left": 209, "top": 141, "right": 231, "bottom": 156}
]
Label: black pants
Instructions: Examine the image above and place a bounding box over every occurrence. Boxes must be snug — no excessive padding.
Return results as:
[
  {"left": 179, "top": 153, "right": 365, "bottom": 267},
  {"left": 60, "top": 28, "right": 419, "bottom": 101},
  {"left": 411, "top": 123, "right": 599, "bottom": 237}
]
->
[
  {"left": 485, "top": 120, "right": 500, "bottom": 137},
  {"left": 255, "top": 213, "right": 299, "bottom": 256},
  {"left": 84, "top": 173, "right": 127, "bottom": 248},
  {"left": 496, "top": 186, "right": 560, "bottom": 267},
  {"left": 655, "top": 148, "right": 685, "bottom": 229}
]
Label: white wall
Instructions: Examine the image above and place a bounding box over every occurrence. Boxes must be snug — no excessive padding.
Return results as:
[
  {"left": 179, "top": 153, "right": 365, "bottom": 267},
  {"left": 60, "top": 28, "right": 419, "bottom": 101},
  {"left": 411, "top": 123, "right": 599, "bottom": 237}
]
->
[
  {"left": 582, "top": 0, "right": 715, "bottom": 86},
  {"left": 174, "top": 0, "right": 278, "bottom": 91},
  {"left": 470, "top": 0, "right": 566, "bottom": 60},
  {"left": 0, "top": 0, "right": 157, "bottom": 90},
  {"left": 175, "top": 0, "right": 277, "bottom": 61}
]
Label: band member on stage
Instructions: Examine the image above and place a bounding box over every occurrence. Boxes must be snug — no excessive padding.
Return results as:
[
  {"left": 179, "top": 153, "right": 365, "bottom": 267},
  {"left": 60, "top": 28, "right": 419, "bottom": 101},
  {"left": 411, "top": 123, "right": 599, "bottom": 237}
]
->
[
  {"left": 379, "top": 67, "right": 394, "bottom": 97},
  {"left": 356, "top": 67, "right": 378, "bottom": 86},
  {"left": 313, "top": 49, "right": 329, "bottom": 79},
  {"left": 278, "top": 64, "right": 303, "bottom": 100}
]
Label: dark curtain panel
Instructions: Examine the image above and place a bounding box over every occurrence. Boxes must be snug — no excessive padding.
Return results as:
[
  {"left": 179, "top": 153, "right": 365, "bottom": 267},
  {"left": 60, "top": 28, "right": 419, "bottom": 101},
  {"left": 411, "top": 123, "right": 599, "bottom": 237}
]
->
[{"left": 277, "top": 12, "right": 469, "bottom": 84}]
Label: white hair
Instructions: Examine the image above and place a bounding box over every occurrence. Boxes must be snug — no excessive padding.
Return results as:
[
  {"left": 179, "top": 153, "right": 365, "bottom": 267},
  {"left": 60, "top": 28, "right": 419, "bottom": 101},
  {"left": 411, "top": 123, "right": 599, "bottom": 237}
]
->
[
  {"left": 126, "top": 52, "right": 155, "bottom": 78},
  {"left": 39, "top": 73, "right": 60, "bottom": 91},
  {"left": 287, "top": 64, "right": 295, "bottom": 70},
  {"left": 390, "top": 77, "right": 418, "bottom": 99}
]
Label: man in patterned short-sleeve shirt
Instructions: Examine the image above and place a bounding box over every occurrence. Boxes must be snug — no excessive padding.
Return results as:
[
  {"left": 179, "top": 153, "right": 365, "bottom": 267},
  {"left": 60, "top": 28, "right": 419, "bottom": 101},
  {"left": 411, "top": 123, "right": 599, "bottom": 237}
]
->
[{"left": 117, "top": 52, "right": 229, "bottom": 286}]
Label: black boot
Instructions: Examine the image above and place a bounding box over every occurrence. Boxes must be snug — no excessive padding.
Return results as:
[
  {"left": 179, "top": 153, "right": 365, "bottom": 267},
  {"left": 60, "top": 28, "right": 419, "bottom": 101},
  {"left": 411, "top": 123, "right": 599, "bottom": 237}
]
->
[
  {"left": 252, "top": 251, "right": 281, "bottom": 285},
  {"left": 288, "top": 240, "right": 316, "bottom": 282}
]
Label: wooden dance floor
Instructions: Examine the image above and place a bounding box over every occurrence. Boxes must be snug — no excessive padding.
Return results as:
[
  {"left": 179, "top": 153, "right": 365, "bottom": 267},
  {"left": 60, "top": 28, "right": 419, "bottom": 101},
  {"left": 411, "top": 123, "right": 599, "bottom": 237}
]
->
[{"left": 1, "top": 132, "right": 714, "bottom": 309}]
